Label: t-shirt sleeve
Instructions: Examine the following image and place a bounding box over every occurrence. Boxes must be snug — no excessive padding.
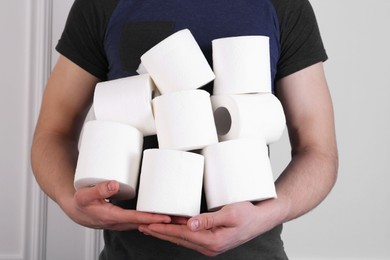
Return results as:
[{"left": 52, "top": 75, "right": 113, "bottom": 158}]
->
[
  {"left": 56, "top": 0, "right": 118, "bottom": 80},
  {"left": 272, "top": 0, "right": 328, "bottom": 80}
]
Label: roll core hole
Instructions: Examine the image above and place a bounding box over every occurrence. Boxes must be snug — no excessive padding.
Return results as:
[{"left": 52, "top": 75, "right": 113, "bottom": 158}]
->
[{"left": 214, "top": 107, "right": 232, "bottom": 135}]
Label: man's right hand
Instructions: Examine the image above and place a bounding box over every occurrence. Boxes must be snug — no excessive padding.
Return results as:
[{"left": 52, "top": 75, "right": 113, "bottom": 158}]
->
[{"left": 62, "top": 180, "right": 172, "bottom": 231}]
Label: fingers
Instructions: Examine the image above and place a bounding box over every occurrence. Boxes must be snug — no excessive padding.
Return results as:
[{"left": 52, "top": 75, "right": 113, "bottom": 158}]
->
[
  {"left": 139, "top": 224, "right": 227, "bottom": 257},
  {"left": 187, "top": 211, "right": 225, "bottom": 231},
  {"left": 170, "top": 216, "right": 190, "bottom": 225},
  {"left": 71, "top": 180, "right": 171, "bottom": 230},
  {"left": 121, "top": 209, "right": 172, "bottom": 225},
  {"left": 139, "top": 224, "right": 214, "bottom": 256},
  {"left": 187, "top": 202, "right": 249, "bottom": 231},
  {"left": 101, "top": 209, "right": 171, "bottom": 231},
  {"left": 71, "top": 202, "right": 171, "bottom": 231},
  {"left": 75, "top": 180, "right": 119, "bottom": 206}
]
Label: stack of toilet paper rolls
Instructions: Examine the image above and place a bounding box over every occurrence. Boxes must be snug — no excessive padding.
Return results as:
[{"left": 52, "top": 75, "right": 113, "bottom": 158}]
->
[
  {"left": 74, "top": 75, "right": 155, "bottom": 200},
  {"left": 74, "top": 29, "right": 285, "bottom": 216},
  {"left": 205, "top": 36, "right": 286, "bottom": 211}
]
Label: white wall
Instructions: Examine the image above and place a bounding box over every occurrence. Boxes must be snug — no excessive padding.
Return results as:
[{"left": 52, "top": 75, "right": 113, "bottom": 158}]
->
[
  {"left": 0, "top": 0, "right": 101, "bottom": 259},
  {"left": 271, "top": 1, "right": 390, "bottom": 259},
  {"left": 0, "top": 0, "right": 389, "bottom": 259},
  {"left": 0, "top": 1, "right": 30, "bottom": 257}
]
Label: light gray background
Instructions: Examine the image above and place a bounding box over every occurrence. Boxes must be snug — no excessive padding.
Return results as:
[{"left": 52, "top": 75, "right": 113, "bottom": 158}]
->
[
  {"left": 272, "top": 1, "right": 390, "bottom": 259},
  {"left": 0, "top": 0, "right": 389, "bottom": 259}
]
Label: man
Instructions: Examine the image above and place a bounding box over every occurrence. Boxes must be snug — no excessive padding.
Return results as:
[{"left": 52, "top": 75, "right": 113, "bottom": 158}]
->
[{"left": 31, "top": 0, "right": 338, "bottom": 258}]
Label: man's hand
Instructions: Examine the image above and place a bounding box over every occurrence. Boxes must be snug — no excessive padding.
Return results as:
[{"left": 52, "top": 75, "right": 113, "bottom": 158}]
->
[
  {"left": 63, "top": 180, "right": 171, "bottom": 231},
  {"left": 138, "top": 200, "right": 285, "bottom": 256}
]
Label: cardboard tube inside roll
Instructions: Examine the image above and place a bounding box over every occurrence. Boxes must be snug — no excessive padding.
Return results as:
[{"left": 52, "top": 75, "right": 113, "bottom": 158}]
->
[{"left": 211, "top": 93, "right": 286, "bottom": 144}]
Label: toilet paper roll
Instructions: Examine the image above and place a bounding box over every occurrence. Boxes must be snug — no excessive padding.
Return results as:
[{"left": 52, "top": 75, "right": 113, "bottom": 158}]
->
[
  {"left": 136, "top": 62, "right": 148, "bottom": 75},
  {"left": 202, "top": 138, "right": 276, "bottom": 211},
  {"left": 212, "top": 35, "right": 271, "bottom": 95},
  {"left": 211, "top": 93, "right": 286, "bottom": 144},
  {"left": 74, "top": 120, "right": 143, "bottom": 200},
  {"left": 93, "top": 74, "right": 157, "bottom": 136},
  {"left": 153, "top": 89, "right": 218, "bottom": 151},
  {"left": 136, "top": 149, "right": 204, "bottom": 217},
  {"left": 141, "top": 29, "right": 215, "bottom": 94}
]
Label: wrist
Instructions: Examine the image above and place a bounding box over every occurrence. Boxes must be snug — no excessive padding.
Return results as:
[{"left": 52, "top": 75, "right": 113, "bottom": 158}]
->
[
  {"left": 55, "top": 185, "right": 77, "bottom": 213},
  {"left": 254, "top": 195, "right": 291, "bottom": 228}
]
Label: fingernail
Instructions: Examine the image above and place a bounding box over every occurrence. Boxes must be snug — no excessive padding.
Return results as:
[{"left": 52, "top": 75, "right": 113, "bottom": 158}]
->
[
  {"left": 107, "top": 181, "right": 116, "bottom": 192},
  {"left": 190, "top": 219, "right": 200, "bottom": 231},
  {"left": 139, "top": 226, "right": 149, "bottom": 235}
]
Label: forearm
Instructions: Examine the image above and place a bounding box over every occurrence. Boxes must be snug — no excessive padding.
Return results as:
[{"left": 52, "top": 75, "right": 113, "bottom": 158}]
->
[
  {"left": 272, "top": 146, "right": 338, "bottom": 224},
  {"left": 30, "top": 56, "right": 97, "bottom": 207},
  {"left": 266, "top": 62, "right": 339, "bottom": 224},
  {"left": 31, "top": 131, "right": 79, "bottom": 206}
]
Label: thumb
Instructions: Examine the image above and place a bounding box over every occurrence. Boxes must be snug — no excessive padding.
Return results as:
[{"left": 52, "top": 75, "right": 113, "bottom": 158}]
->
[
  {"left": 97, "top": 180, "right": 120, "bottom": 198},
  {"left": 76, "top": 180, "right": 119, "bottom": 206},
  {"left": 187, "top": 211, "right": 223, "bottom": 232}
]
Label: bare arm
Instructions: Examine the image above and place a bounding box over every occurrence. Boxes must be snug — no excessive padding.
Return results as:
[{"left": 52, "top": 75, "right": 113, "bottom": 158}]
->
[
  {"left": 274, "top": 62, "right": 338, "bottom": 222},
  {"left": 31, "top": 55, "right": 170, "bottom": 230},
  {"left": 138, "top": 62, "right": 338, "bottom": 256},
  {"left": 32, "top": 55, "right": 97, "bottom": 204}
]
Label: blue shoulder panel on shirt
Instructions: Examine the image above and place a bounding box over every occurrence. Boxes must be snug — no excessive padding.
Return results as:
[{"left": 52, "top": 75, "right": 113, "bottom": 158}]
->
[{"left": 104, "top": 0, "right": 280, "bottom": 90}]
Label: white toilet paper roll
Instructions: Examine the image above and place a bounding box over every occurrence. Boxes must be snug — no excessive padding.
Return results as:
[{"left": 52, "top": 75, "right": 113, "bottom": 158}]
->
[
  {"left": 93, "top": 74, "right": 157, "bottom": 136},
  {"left": 136, "top": 62, "right": 148, "bottom": 75},
  {"left": 153, "top": 89, "right": 218, "bottom": 151},
  {"left": 136, "top": 149, "right": 204, "bottom": 217},
  {"left": 74, "top": 120, "right": 143, "bottom": 200},
  {"left": 212, "top": 35, "right": 271, "bottom": 95},
  {"left": 211, "top": 93, "right": 286, "bottom": 144},
  {"left": 202, "top": 138, "right": 276, "bottom": 211},
  {"left": 141, "top": 29, "right": 215, "bottom": 94}
]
